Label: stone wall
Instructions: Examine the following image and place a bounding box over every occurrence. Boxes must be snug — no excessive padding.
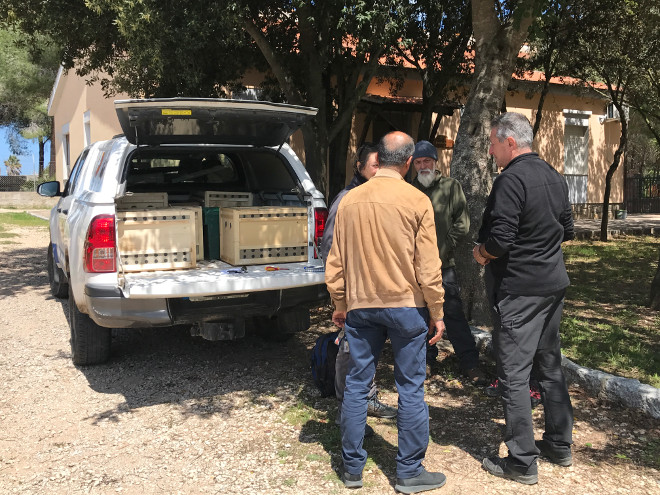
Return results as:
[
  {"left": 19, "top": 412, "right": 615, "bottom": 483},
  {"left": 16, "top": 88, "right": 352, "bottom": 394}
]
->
[
  {"left": 0, "top": 192, "right": 58, "bottom": 209},
  {"left": 571, "top": 203, "right": 621, "bottom": 220}
]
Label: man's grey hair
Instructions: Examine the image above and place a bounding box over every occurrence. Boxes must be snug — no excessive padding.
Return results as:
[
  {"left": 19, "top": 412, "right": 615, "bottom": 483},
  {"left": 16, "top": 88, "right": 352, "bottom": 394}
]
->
[
  {"left": 377, "top": 132, "right": 415, "bottom": 168},
  {"left": 491, "top": 112, "right": 533, "bottom": 149}
]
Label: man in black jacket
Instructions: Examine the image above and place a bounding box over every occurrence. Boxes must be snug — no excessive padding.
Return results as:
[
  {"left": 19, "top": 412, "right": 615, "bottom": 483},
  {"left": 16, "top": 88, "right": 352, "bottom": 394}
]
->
[{"left": 473, "top": 113, "right": 574, "bottom": 485}]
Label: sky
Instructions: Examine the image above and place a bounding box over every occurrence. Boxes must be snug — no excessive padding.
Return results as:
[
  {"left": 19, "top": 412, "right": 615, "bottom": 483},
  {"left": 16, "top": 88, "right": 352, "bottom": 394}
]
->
[{"left": 0, "top": 127, "right": 50, "bottom": 177}]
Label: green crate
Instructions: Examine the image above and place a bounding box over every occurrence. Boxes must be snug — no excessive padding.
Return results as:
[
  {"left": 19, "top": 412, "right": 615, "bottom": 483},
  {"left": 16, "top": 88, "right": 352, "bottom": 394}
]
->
[{"left": 202, "top": 207, "right": 220, "bottom": 260}]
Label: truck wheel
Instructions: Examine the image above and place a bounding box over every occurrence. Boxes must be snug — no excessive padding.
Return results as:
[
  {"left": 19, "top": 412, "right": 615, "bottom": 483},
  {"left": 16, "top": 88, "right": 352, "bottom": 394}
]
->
[
  {"left": 254, "top": 308, "right": 311, "bottom": 342},
  {"left": 47, "top": 243, "right": 69, "bottom": 298},
  {"left": 68, "top": 284, "right": 111, "bottom": 365}
]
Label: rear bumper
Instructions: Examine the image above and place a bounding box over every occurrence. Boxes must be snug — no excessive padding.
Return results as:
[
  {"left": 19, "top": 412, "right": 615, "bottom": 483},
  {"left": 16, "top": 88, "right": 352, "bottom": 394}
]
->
[{"left": 84, "top": 283, "right": 329, "bottom": 328}]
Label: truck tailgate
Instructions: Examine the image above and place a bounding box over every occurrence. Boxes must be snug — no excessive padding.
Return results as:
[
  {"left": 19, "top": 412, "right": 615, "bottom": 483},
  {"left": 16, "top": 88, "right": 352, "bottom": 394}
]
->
[{"left": 119, "top": 261, "right": 325, "bottom": 298}]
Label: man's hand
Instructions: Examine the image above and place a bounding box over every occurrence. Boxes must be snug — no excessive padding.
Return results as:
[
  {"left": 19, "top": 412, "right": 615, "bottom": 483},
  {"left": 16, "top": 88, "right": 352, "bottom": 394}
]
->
[
  {"left": 332, "top": 310, "right": 346, "bottom": 328},
  {"left": 472, "top": 243, "right": 491, "bottom": 266},
  {"left": 428, "top": 319, "right": 445, "bottom": 345}
]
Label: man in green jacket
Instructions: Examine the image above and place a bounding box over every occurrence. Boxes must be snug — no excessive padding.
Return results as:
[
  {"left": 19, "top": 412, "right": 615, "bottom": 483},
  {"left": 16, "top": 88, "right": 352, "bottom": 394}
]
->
[{"left": 412, "top": 140, "right": 487, "bottom": 385}]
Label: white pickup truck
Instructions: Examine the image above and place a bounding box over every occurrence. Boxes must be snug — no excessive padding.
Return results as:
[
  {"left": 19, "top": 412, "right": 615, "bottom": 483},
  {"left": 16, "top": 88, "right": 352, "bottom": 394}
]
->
[{"left": 39, "top": 98, "right": 329, "bottom": 365}]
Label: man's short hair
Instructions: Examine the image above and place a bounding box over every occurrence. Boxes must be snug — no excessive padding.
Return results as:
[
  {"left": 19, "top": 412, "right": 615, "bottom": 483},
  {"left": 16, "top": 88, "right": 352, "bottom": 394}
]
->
[
  {"left": 377, "top": 132, "right": 415, "bottom": 168},
  {"left": 491, "top": 113, "right": 533, "bottom": 149}
]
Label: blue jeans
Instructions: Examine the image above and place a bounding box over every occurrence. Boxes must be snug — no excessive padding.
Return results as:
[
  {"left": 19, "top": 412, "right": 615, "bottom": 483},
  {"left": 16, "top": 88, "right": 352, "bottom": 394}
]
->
[{"left": 341, "top": 307, "right": 429, "bottom": 479}]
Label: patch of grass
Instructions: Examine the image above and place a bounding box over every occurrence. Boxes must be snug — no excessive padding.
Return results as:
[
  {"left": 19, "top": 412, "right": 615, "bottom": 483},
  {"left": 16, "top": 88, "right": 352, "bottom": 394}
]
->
[
  {"left": 0, "top": 212, "right": 48, "bottom": 228},
  {"left": 641, "top": 439, "right": 660, "bottom": 468},
  {"left": 562, "top": 236, "right": 660, "bottom": 387},
  {"left": 283, "top": 402, "right": 323, "bottom": 427}
]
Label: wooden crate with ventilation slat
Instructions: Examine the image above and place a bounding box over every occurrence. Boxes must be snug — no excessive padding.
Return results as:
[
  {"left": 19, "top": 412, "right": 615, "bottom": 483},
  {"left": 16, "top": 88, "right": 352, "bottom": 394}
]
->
[
  {"left": 117, "top": 208, "right": 197, "bottom": 272},
  {"left": 219, "top": 207, "right": 308, "bottom": 265}
]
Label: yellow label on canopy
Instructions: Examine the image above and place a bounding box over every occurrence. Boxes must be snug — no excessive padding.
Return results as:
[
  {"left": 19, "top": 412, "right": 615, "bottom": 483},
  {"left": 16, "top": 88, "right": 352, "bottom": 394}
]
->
[{"left": 161, "top": 109, "right": 192, "bottom": 116}]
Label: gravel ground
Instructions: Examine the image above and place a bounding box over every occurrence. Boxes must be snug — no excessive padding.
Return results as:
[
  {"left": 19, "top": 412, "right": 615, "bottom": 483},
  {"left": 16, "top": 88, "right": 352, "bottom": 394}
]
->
[{"left": 0, "top": 221, "right": 659, "bottom": 495}]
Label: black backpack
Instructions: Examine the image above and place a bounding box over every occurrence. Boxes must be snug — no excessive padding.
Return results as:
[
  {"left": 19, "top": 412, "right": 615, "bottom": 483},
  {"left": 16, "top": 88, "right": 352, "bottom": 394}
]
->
[{"left": 310, "top": 331, "right": 340, "bottom": 397}]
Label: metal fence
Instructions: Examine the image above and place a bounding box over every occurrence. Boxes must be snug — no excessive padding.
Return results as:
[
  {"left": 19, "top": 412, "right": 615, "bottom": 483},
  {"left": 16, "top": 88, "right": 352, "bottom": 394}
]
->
[
  {"left": 625, "top": 175, "right": 660, "bottom": 213},
  {"left": 0, "top": 175, "right": 30, "bottom": 192}
]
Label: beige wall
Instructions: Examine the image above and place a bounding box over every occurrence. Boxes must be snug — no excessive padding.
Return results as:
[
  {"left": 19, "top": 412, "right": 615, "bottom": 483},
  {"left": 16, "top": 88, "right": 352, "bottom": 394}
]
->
[
  {"left": 48, "top": 68, "right": 127, "bottom": 185},
  {"left": 349, "top": 79, "right": 623, "bottom": 205}
]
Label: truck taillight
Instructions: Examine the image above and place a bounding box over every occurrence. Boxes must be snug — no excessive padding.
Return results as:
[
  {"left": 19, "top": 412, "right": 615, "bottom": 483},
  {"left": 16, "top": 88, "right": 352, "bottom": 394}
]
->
[
  {"left": 84, "top": 215, "right": 116, "bottom": 273},
  {"left": 314, "top": 207, "right": 328, "bottom": 259}
]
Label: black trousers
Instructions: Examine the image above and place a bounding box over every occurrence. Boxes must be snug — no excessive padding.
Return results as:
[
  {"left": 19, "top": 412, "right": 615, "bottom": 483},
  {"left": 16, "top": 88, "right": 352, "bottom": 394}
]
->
[
  {"left": 486, "top": 270, "right": 573, "bottom": 469},
  {"left": 442, "top": 267, "right": 479, "bottom": 371}
]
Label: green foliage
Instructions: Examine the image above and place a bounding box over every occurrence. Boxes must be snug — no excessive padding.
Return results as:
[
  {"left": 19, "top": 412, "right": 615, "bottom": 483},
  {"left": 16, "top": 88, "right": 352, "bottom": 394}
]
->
[
  {"left": 4, "top": 155, "right": 21, "bottom": 175},
  {"left": 20, "top": 173, "right": 55, "bottom": 191},
  {"left": 0, "top": 27, "right": 59, "bottom": 175},
  {"left": 562, "top": 237, "right": 660, "bottom": 387},
  {"left": 391, "top": 0, "right": 472, "bottom": 140}
]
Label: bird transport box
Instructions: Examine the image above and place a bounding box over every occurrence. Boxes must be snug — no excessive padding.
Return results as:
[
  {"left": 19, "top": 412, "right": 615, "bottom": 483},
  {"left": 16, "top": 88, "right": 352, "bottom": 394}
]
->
[
  {"left": 117, "top": 207, "right": 197, "bottom": 272},
  {"left": 219, "top": 206, "right": 308, "bottom": 265}
]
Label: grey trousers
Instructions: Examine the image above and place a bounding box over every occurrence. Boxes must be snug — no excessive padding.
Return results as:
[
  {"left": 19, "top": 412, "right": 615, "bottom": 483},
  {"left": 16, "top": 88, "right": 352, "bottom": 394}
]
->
[{"left": 487, "top": 273, "right": 573, "bottom": 469}]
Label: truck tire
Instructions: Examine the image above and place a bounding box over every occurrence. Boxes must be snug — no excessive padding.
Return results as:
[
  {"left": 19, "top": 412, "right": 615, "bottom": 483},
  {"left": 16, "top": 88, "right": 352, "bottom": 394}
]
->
[
  {"left": 47, "top": 243, "right": 69, "bottom": 298},
  {"left": 68, "top": 284, "right": 111, "bottom": 365}
]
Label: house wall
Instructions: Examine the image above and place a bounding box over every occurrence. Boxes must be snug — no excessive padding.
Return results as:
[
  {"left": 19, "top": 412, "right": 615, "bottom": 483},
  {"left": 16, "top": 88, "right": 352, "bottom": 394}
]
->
[
  {"left": 351, "top": 79, "right": 623, "bottom": 210},
  {"left": 48, "top": 68, "right": 127, "bottom": 185}
]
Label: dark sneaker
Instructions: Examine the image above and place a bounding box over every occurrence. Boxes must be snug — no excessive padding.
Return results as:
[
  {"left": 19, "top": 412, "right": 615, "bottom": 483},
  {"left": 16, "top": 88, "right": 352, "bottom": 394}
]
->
[
  {"left": 367, "top": 395, "right": 398, "bottom": 419},
  {"left": 530, "top": 383, "right": 543, "bottom": 409},
  {"left": 482, "top": 456, "right": 538, "bottom": 485},
  {"left": 342, "top": 471, "right": 363, "bottom": 489},
  {"left": 395, "top": 468, "right": 446, "bottom": 494},
  {"left": 465, "top": 367, "right": 489, "bottom": 386},
  {"left": 485, "top": 378, "right": 500, "bottom": 397},
  {"left": 536, "top": 439, "right": 573, "bottom": 467}
]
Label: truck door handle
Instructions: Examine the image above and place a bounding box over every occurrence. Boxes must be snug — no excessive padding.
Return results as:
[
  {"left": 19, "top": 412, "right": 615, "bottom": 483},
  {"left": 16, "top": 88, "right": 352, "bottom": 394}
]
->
[{"left": 61, "top": 209, "right": 68, "bottom": 215}]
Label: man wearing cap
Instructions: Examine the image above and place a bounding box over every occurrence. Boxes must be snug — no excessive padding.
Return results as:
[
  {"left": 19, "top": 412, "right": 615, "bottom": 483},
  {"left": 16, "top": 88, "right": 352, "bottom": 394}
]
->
[{"left": 412, "top": 140, "right": 487, "bottom": 386}]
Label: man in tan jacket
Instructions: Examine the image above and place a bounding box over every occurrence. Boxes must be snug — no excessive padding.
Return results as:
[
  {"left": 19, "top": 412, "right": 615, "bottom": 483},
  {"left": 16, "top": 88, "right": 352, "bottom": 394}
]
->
[{"left": 325, "top": 131, "right": 448, "bottom": 493}]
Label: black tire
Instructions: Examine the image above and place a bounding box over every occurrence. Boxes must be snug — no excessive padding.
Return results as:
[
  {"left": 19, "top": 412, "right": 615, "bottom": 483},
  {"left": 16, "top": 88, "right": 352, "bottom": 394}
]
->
[
  {"left": 68, "top": 284, "right": 111, "bottom": 365},
  {"left": 47, "top": 243, "right": 69, "bottom": 298}
]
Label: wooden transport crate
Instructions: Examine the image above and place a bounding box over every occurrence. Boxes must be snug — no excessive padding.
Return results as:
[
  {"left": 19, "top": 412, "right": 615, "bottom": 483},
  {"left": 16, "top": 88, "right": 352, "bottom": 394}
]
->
[
  {"left": 220, "top": 207, "right": 308, "bottom": 265},
  {"left": 201, "top": 191, "right": 253, "bottom": 208},
  {"left": 115, "top": 192, "right": 168, "bottom": 210},
  {"left": 117, "top": 208, "right": 197, "bottom": 272},
  {"left": 180, "top": 206, "right": 204, "bottom": 260}
]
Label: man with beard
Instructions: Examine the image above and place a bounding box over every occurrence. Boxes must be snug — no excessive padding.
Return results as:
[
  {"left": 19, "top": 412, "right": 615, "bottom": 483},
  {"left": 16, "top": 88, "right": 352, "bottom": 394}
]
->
[{"left": 412, "top": 140, "right": 487, "bottom": 386}]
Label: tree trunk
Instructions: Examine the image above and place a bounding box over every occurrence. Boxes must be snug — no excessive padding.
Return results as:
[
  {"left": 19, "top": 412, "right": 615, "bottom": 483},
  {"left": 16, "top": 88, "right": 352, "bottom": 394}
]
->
[
  {"left": 328, "top": 122, "right": 352, "bottom": 203},
  {"left": 450, "top": 0, "right": 537, "bottom": 326},
  {"left": 600, "top": 105, "right": 627, "bottom": 241},
  {"left": 302, "top": 122, "right": 329, "bottom": 198},
  {"left": 38, "top": 136, "right": 45, "bottom": 177},
  {"left": 48, "top": 122, "right": 56, "bottom": 177},
  {"left": 650, "top": 248, "right": 660, "bottom": 310}
]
